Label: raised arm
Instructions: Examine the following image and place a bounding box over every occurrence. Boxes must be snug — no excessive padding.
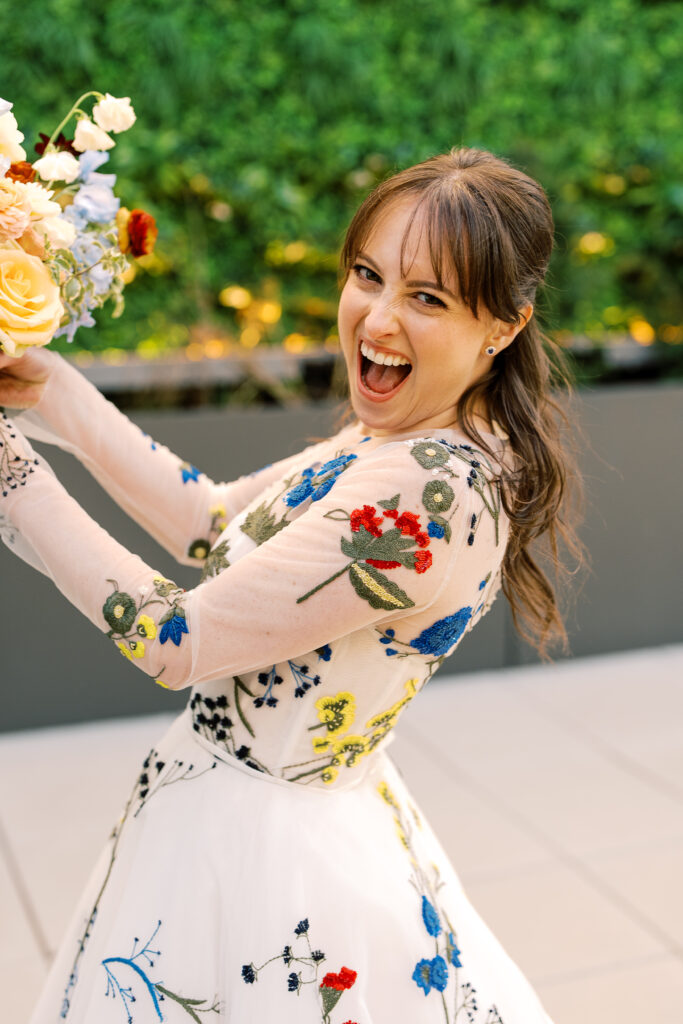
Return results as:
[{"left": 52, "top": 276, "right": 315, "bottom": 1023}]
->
[
  {"left": 1, "top": 415, "right": 505, "bottom": 690},
  {"left": 11, "top": 350, "right": 331, "bottom": 566}
]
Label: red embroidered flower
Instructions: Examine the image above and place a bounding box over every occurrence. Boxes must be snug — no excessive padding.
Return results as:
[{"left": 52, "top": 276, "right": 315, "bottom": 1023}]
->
[
  {"left": 383, "top": 508, "right": 398, "bottom": 519},
  {"left": 365, "top": 558, "right": 401, "bottom": 570},
  {"left": 350, "top": 505, "right": 383, "bottom": 537},
  {"left": 395, "top": 511, "right": 421, "bottom": 537},
  {"left": 415, "top": 531, "right": 430, "bottom": 548},
  {"left": 414, "top": 550, "right": 432, "bottom": 573},
  {"left": 321, "top": 966, "right": 358, "bottom": 990}
]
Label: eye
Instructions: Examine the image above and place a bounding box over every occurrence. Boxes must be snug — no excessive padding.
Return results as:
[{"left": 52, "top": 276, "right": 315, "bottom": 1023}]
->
[
  {"left": 414, "top": 291, "right": 446, "bottom": 309},
  {"left": 352, "top": 263, "right": 381, "bottom": 284}
]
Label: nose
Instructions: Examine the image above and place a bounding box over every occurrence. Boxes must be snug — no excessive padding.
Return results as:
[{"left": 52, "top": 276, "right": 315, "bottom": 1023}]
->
[{"left": 363, "top": 293, "right": 400, "bottom": 340}]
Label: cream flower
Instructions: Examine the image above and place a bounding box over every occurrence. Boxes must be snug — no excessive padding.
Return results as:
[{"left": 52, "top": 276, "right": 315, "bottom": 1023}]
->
[
  {"left": 92, "top": 94, "right": 136, "bottom": 133},
  {"left": 73, "top": 117, "right": 115, "bottom": 153},
  {"left": 0, "top": 109, "right": 26, "bottom": 165},
  {"left": 33, "top": 151, "right": 80, "bottom": 184},
  {"left": 0, "top": 248, "right": 64, "bottom": 356},
  {"left": 20, "top": 181, "right": 61, "bottom": 220},
  {"left": 0, "top": 179, "right": 31, "bottom": 241},
  {"left": 34, "top": 214, "right": 77, "bottom": 250}
]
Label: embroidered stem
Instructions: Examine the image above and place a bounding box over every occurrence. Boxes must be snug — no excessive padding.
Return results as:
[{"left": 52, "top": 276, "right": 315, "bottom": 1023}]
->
[{"left": 296, "top": 562, "right": 351, "bottom": 604}]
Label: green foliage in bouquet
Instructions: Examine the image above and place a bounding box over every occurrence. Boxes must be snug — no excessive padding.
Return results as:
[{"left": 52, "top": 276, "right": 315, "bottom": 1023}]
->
[{"left": 2, "top": 0, "right": 682, "bottom": 376}]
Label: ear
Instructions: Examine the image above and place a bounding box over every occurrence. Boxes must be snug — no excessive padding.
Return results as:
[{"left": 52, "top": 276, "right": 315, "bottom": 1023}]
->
[{"left": 489, "top": 304, "right": 533, "bottom": 353}]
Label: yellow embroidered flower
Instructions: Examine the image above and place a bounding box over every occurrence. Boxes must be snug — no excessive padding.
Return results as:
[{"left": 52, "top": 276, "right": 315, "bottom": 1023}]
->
[
  {"left": 128, "top": 640, "right": 145, "bottom": 659},
  {"left": 314, "top": 691, "right": 356, "bottom": 737},
  {"left": 331, "top": 734, "right": 369, "bottom": 767},
  {"left": 116, "top": 641, "right": 133, "bottom": 660},
  {"left": 321, "top": 766, "right": 338, "bottom": 785},
  {"left": 377, "top": 781, "right": 398, "bottom": 808},
  {"left": 209, "top": 504, "right": 226, "bottom": 519},
  {"left": 312, "top": 737, "right": 331, "bottom": 753},
  {"left": 136, "top": 615, "right": 157, "bottom": 639}
]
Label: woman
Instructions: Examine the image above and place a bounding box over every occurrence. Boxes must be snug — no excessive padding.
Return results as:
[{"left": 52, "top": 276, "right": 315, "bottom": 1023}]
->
[{"left": 0, "top": 147, "right": 580, "bottom": 1023}]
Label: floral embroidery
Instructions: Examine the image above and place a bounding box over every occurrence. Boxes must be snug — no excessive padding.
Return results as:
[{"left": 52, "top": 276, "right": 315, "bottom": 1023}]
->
[
  {"left": 297, "top": 493, "right": 443, "bottom": 611},
  {"left": 419, "top": 438, "right": 503, "bottom": 546},
  {"left": 409, "top": 607, "right": 473, "bottom": 657},
  {"left": 101, "top": 920, "right": 221, "bottom": 1022},
  {"left": 241, "top": 918, "right": 358, "bottom": 1023},
  {"left": 180, "top": 462, "right": 201, "bottom": 484},
  {"left": 0, "top": 411, "right": 38, "bottom": 496},
  {"left": 253, "top": 660, "right": 323, "bottom": 707},
  {"left": 188, "top": 505, "right": 229, "bottom": 570},
  {"left": 376, "top": 781, "right": 504, "bottom": 1023},
  {"left": 102, "top": 576, "right": 188, "bottom": 674},
  {"left": 284, "top": 454, "right": 358, "bottom": 507},
  {"left": 199, "top": 540, "right": 230, "bottom": 583},
  {"left": 190, "top": 688, "right": 271, "bottom": 774}
]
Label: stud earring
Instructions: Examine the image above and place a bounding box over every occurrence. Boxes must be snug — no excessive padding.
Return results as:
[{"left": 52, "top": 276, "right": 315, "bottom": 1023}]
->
[{"left": 485, "top": 345, "right": 496, "bottom": 356}]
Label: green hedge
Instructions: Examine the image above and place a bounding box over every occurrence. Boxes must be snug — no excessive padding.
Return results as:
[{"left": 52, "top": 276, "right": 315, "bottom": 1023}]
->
[{"left": 2, "top": 0, "right": 682, "bottom": 373}]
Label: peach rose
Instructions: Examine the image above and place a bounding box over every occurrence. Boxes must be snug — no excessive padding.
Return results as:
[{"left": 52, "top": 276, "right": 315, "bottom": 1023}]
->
[
  {"left": 0, "top": 248, "right": 64, "bottom": 357},
  {"left": 0, "top": 178, "right": 31, "bottom": 242}
]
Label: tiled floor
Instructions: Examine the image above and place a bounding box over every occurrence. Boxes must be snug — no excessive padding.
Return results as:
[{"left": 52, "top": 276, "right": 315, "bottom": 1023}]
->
[{"left": 1, "top": 643, "right": 682, "bottom": 1023}]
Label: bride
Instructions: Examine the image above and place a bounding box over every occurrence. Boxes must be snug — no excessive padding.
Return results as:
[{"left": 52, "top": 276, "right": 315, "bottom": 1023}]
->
[{"left": 0, "top": 146, "right": 581, "bottom": 1023}]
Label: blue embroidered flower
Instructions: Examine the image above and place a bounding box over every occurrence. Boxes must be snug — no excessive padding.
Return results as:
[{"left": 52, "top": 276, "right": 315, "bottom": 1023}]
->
[
  {"left": 446, "top": 932, "right": 462, "bottom": 967},
  {"left": 421, "top": 895, "right": 442, "bottom": 937},
  {"left": 242, "top": 964, "right": 256, "bottom": 983},
  {"left": 478, "top": 577, "right": 487, "bottom": 590},
  {"left": 287, "top": 972, "right": 300, "bottom": 992},
  {"left": 294, "top": 919, "right": 309, "bottom": 935},
  {"left": 409, "top": 606, "right": 472, "bottom": 657},
  {"left": 159, "top": 614, "right": 189, "bottom": 647},
  {"left": 316, "top": 644, "right": 332, "bottom": 661},
  {"left": 283, "top": 454, "right": 357, "bottom": 507},
  {"left": 412, "top": 955, "right": 449, "bottom": 995},
  {"left": 427, "top": 521, "right": 445, "bottom": 539},
  {"left": 181, "top": 463, "right": 201, "bottom": 484}
]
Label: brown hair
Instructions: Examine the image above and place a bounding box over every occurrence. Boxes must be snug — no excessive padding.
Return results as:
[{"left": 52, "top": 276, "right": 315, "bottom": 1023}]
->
[{"left": 338, "top": 147, "right": 587, "bottom": 660}]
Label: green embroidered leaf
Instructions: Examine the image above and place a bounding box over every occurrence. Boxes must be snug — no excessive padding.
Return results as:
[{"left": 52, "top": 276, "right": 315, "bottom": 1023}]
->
[
  {"left": 363, "top": 527, "right": 416, "bottom": 562},
  {"left": 200, "top": 540, "right": 230, "bottom": 583},
  {"left": 321, "top": 987, "right": 344, "bottom": 1015},
  {"left": 422, "top": 479, "right": 455, "bottom": 513},
  {"left": 378, "top": 493, "right": 400, "bottom": 511},
  {"left": 349, "top": 562, "right": 415, "bottom": 610},
  {"left": 240, "top": 502, "right": 288, "bottom": 546},
  {"left": 323, "top": 508, "right": 351, "bottom": 521}
]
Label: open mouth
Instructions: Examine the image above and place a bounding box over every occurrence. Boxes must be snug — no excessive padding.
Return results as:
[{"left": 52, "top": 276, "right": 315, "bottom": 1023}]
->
[{"left": 358, "top": 343, "right": 412, "bottom": 398}]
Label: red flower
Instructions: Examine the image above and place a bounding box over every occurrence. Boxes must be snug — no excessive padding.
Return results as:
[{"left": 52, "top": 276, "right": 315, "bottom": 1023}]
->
[
  {"left": 382, "top": 508, "right": 398, "bottom": 519},
  {"left": 350, "top": 505, "right": 383, "bottom": 537},
  {"left": 366, "top": 558, "right": 401, "bottom": 570},
  {"left": 395, "top": 511, "right": 421, "bottom": 537},
  {"left": 415, "top": 531, "right": 430, "bottom": 548},
  {"left": 6, "top": 161, "right": 36, "bottom": 183},
  {"left": 321, "top": 966, "right": 357, "bottom": 990},
  {"left": 34, "top": 131, "right": 77, "bottom": 156},
  {"left": 414, "top": 550, "right": 432, "bottom": 574},
  {"left": 127, "top": 209, "right": 158, "bottom": 257}
]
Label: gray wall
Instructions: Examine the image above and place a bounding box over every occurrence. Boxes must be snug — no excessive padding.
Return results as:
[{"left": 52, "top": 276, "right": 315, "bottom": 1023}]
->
[{"left": 1, "top": 384, "right": 681, "bottom": 732}]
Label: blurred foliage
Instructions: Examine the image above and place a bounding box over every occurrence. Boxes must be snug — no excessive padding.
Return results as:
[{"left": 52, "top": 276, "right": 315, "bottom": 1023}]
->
[{"left": 1, "top": 0, "right": 682, "bottom": 381}]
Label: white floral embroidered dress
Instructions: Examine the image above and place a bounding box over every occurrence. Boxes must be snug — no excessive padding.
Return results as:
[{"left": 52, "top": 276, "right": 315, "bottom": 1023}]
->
[{"left": 0, "top": 352, "right": 553, "bottom": 1024}]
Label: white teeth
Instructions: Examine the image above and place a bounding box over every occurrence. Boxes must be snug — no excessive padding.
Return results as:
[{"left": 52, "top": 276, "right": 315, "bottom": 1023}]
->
[{"left": 360, "top": 340, "right": 410, "bottom": 367}]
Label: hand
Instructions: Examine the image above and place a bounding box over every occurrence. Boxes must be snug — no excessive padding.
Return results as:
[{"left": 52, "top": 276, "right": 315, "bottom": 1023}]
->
[
  {"left": 0, "top": 409, "right": 39, "bottom": 500},
  {"left": 0, "top": 347, "right": 54, "bottom": 409}
]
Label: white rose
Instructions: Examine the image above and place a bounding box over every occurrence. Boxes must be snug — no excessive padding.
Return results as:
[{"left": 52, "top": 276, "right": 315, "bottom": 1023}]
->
[
  {"left": 34, "top": 214, "right": 77, "bottom": 249},
  {"left": 0, "top": 109, "right": 27, "bottom": 165},
  {"left": 0, "top": 99, "right": 11, "bottom": 118},
  {"left": 73, "top": 117, "right": 115, "bottom": 153},
  {"left": 19, "top": 181, "right": 61, "bottom": 220},
  {"left": 33, "top": 151, "right": 81, "bottom": 184},
  {"left": 92, "top": 93, "right": 136, "bottom": 134},
  {"left": 0, "top": 179, "right": 31, "bottom": 241}
]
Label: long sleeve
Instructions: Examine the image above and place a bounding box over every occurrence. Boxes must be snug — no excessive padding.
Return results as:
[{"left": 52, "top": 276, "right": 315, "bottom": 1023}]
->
[
  {"left": 1, "top": 414, "right": 503, "bottom": 691},
  {"left": 12, "top": 351, "right": 331, "bottom": 566}
]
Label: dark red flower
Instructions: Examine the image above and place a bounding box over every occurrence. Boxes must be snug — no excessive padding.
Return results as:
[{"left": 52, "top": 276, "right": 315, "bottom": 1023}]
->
[
  {"left": 321, "top": 966, "right": 357, "bottom": 990},
  {"left": 395, "top": 511, "right": 421, "bottom": 537},
  {"left": 366, "top": 558, "right": 401, "bottom": 570},
  {"left": 6, "top": 161, "right": 36, "bottom": 183},
  {"left": 414, "top": 550, "right": 432, "bottom": 574},
  {"left": 415, "top": 531, "right": 430, "bottom": 548},
  {"left": 34, "top": 132, "right": 77, "bottom": 156},
  {"left": 127, "top": 209, "right": 158, "bottom": 257},
  {"left": 350, "top": 504, "right": 383, "bottom": 537}
]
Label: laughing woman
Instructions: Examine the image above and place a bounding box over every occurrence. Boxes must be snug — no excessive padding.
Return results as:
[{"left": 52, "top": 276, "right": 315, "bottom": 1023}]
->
[{"left": 0, "top": 147, "right": 582, "bottom": 1023}]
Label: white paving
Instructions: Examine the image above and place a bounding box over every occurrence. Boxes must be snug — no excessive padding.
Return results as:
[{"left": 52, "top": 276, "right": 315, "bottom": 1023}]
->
[{"left": 1, "top": 644, "right": 682, "bottom": 1024}]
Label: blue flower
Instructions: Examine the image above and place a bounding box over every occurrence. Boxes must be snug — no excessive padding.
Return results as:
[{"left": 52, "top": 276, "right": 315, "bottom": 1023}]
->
[
  {"left": 316, "top": 644, "right": 332, "bottom": 661},
  {"left": 478, "top": 577, "right": 488, "bottom": 590},
  {"left": 77, "top": 150, "right": 112, "bottom": 183},
  {"left": 181, "top": 464, "right": 201, "bottom": 484},
  {"left": 446, "top": 932, "right": 462, "bottom": 967},
  {"left": 427, "top": 521, "right": 446, "bottom": 539},
  {"left": 421, "top": 895, "right": 442, "bottom": 937},
  {"left": 294, "top": 919, "right": 309, "bottom": 935},
  {"left": 71, "top": 181, "right": 119, "bottom": 224},
  {"left": 409, "top": 606, "right": 473, "bottom": 657},
  {"left": 287, "top": 972, "right": 300, "bottom": 992},
  {"left": 53, "top": 308, "right": 96, "bottom": 343},
  {"left": 241, "top": 964, "right": 256, "bottom": 984},
  {"left": 412, "top": 956, "right": 448, "bottom": 995},
  {"left": 318, "top": 454, "right": 357, "bottom": 474},
  {"left": 284, "top": 478, "right": 314, "bottom": 507},
  {"left": 159, "top": 614, "right": 189, "bottom": 647},
  {"left": 283, "top": 454, "right": 357, "bottom": 507}
]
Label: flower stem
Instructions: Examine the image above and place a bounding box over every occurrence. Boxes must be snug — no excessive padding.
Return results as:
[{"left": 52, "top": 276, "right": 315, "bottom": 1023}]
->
[{"left": 46, "top": 91, "right": 102, "bottom": 149}]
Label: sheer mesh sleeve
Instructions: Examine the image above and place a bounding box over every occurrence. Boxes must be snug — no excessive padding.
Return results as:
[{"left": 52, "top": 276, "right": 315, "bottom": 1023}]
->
[
  {"left": 12, "top": 350, "right": 330, "bottom": 567},
  {"left": 2, "top": 414, "right": 507, "bottom": 691}
]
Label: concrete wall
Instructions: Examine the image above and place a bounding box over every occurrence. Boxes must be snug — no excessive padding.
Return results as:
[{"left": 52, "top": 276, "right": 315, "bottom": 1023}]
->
[{"left": 1, "top": 384, "right": 681, "bottom": 732}]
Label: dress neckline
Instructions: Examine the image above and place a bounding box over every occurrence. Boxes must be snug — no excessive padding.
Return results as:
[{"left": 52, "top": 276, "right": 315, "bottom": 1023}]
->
[{"left": 340, "top": 417, "right": 509, "bottom": 449}]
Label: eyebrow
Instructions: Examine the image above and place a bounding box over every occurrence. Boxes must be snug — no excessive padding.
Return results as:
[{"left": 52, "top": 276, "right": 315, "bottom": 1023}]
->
[{"left": 356, "top": 250, "right": 456, "bottom": 301}]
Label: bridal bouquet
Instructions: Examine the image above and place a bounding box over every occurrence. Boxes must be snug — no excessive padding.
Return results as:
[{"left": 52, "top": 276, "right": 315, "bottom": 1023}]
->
[{"left": 0, "top": 91, "right": 157, "bottom": 358}]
